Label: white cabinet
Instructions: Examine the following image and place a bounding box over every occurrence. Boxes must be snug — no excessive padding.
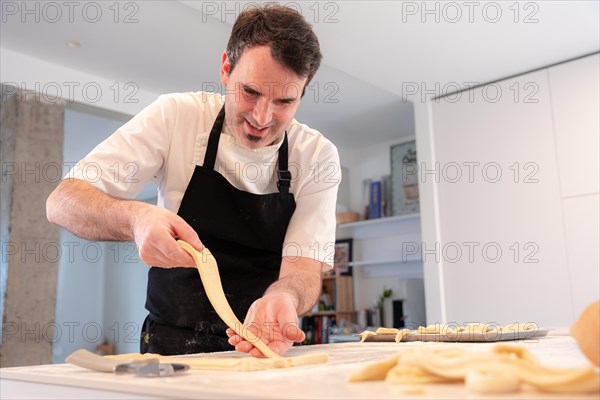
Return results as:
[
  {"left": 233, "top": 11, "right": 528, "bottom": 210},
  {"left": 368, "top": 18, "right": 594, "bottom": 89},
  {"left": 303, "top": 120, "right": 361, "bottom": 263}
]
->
[
  {"left": 562, "top": 195, "right": 600, "bottom": 313},
  {"left": 548, "top": 54, "right": 600, "bottom": 315},
  {"left": 548, "top": 54, "right": 600, "bottom": 197},
  {"left": 419, "top": 54, "right": 600, "bottom": 327}
]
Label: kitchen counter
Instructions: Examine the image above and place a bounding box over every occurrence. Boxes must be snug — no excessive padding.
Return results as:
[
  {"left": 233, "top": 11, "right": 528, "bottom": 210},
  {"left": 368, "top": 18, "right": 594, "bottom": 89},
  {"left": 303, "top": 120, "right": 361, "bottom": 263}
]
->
[{"left": 1, "top": 331, "right": 598, "bottom": 399}]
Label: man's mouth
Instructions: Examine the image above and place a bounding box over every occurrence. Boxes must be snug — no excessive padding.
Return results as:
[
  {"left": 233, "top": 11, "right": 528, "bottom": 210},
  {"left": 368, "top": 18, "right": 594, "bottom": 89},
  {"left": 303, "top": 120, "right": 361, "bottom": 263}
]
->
[{"left": 244, "top": 119, "right": 271, "bottom": 137}]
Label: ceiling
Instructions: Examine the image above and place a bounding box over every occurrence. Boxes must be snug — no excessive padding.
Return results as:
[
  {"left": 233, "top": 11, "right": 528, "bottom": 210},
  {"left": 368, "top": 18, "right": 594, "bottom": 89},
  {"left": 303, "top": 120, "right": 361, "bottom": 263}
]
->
[{"left": 1, "top": 0, "right": 598, "bottom": 150}]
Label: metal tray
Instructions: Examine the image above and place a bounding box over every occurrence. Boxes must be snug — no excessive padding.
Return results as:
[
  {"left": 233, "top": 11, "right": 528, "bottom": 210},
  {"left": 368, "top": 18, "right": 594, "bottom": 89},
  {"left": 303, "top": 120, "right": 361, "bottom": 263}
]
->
[{"left": 356, "top": 328, "right": 550, "bottom": 343}]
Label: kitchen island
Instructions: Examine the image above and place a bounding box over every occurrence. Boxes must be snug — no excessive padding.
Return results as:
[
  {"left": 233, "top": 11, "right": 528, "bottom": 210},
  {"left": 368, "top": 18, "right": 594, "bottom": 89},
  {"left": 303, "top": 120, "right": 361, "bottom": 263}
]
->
[{"left": 1, "top": 330, "right": 598, "bottom": 399}]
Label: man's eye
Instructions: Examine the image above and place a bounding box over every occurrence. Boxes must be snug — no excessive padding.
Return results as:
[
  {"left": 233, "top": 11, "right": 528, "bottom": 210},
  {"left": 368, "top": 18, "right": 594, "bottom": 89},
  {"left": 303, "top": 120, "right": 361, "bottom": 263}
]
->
[
  {"left": 243, "top": 88, "right": 260, "bottom": 98},
  {"left": 276, "top": 100, "right": 295, "bottom": 106}
]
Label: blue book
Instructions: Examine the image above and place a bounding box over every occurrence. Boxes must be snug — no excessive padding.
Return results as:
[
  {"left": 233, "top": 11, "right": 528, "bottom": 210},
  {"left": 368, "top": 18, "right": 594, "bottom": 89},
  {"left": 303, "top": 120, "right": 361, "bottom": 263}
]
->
[{"left": 369, "top": 181, "right": 382, "bottom": 219}]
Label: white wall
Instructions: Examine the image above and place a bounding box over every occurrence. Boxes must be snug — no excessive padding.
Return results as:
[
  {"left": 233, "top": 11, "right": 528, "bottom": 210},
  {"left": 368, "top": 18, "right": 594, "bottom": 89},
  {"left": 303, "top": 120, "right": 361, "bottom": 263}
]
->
[
  {"left": 413, "top": 101, "right": 445, "bottom": 324},
  {"left": 418, "top": 53, "right": 599, "bottom": 327},
  {"left": 102, "top": 241, "right": 151, "bottom": 355},
  {"left": 53, "top": 237, "right": 149, "bottom": 363},
  {"left": 52, "top": 231, "right": 106, "bottom": 363},
  {"left": 53, "top": 108, "right": 153, "bottom": 362},
  {"left": 1, "top": 49, "right": 158, "bottom": 117}
]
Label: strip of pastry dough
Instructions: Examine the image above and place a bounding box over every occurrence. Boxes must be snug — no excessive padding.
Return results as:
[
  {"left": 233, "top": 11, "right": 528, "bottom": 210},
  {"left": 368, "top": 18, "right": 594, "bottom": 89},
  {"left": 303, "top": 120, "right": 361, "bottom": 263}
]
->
[
  {"left": 177, "top": 240, "right": 328, "bottom": 368},
  {"left": 375, "top": 327, "right": 399, "bottom": 335},
  {"left": 408, "top": 345, "right": 599, "bottom": 393},
  {"left": 465, "top": 369, "right": 520, "bottom": 393},
  {"left": 109, "top": 352, "right": 329, "bottom": 372},
  {"left": 348, "top": 344, "right": 600, "bottom": 394},
  {"left": 346, "top": 355, "right": 400, "bottom": 382},
  {"left": 359, "top": 330, "right": 376, "bottom": 342},
  {"left": 177, "top": 240, "right": 281, "bottom": 359},
  {"left": 394, "top": 329, "right": 412, "bottom": 343}
]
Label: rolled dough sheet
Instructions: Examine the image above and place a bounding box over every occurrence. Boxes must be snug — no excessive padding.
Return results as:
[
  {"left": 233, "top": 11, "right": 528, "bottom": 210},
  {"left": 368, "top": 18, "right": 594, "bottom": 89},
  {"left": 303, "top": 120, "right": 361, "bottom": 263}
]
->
[{"left": 109, "top": 352, "right": 328, "bottom": 372}]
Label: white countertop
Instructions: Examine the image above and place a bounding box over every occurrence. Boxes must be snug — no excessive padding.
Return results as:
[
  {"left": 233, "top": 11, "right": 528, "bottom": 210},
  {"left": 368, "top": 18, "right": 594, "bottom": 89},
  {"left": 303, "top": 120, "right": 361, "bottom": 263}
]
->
[{"left": 1, "top": 332, "right": 598, "bottom": 399}]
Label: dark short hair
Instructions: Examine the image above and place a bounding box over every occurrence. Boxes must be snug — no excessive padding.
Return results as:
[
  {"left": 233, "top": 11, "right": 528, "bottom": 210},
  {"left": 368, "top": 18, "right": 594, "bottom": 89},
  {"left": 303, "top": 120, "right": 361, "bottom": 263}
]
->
[{"left": 226, "top": 5, "right": 322, "bottom": 88}]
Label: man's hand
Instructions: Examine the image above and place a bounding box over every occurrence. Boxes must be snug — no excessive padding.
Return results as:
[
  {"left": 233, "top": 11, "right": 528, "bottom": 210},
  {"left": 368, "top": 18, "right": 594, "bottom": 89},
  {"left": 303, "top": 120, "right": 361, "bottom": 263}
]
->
[
  {"left": 226, "top": 291, "right": 306, "bottom": 357},
  {"left": 226, "top": 256, "right": 323, "bottom": 357},
  {"left": 132, "top": 203, "right": 204, "bottom": 268}
]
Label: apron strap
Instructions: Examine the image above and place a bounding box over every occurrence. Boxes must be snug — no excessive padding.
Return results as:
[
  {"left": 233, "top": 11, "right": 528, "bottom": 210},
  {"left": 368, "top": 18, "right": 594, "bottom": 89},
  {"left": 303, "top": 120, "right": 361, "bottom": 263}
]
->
[
  {"left": 203, "top": 105, "right": 226, "bottom": 170},
  {"left": 277, "top": 132, "right": 291, "bottom": 194}
]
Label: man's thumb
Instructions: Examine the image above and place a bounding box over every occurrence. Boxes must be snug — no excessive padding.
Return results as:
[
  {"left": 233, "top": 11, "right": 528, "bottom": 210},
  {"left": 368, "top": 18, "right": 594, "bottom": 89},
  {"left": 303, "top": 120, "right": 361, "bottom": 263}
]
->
[{"left": 174, "top": 220, "right": 203, "bottom": 251}]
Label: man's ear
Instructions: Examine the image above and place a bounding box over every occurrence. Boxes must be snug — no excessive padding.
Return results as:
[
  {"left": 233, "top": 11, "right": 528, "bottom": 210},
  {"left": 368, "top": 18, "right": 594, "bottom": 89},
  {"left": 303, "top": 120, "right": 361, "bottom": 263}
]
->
[{"left": 220, "top": 51, "right": 230, "bottom": 85}]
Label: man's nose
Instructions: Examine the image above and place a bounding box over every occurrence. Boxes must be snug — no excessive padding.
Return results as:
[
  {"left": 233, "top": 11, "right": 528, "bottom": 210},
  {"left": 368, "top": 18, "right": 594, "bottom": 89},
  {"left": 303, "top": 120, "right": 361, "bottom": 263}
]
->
[{"left": 252, "top": 97, "right": 274, "bottom": 127}]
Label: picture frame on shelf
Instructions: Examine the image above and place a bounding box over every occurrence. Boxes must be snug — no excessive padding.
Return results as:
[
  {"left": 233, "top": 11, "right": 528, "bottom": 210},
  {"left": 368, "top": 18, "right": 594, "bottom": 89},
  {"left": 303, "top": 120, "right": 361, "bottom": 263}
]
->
[
  {"left": 334, "top": 238, "right": 353, "bottom": 276},
  {"left": 391, "top": 139, "right": 420, "bottom": 216}
]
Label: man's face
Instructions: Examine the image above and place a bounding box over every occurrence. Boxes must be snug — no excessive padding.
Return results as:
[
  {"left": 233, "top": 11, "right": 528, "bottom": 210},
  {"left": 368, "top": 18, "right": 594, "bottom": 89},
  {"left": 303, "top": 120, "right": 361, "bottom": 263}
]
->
[{"left": 220, "top": 46, "right": 308, "bottom": 149}]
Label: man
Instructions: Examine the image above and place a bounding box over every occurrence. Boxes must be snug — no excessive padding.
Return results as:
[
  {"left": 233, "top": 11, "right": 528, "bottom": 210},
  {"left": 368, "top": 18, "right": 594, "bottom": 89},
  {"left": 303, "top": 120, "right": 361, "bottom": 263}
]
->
[{"left": 46, "top": 5, "right": 340, "bottom": 358}]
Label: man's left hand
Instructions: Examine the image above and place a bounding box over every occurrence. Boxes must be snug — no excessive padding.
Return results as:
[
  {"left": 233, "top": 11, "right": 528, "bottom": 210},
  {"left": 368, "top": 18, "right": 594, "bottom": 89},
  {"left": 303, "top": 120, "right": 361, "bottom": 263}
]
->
[{"left": 226, "top": 291, "right": 305, "bottom": 357}]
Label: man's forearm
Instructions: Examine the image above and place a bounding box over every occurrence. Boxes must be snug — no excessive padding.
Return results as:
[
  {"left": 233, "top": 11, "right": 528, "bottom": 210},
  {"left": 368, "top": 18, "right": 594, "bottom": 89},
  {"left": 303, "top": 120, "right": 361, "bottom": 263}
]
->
[
  {"left": 46, "top": 178, "right": 148, "bottom": 241},
  {"left": 265, "top": 257, "right": 323, "bottom": 315}
]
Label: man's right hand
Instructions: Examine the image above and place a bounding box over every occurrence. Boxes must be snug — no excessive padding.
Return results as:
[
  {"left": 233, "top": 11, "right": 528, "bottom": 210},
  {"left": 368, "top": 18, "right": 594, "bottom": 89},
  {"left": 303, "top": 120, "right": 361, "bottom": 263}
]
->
[{"left": 132, "top": 203, "right": 204, "bottom": 268}]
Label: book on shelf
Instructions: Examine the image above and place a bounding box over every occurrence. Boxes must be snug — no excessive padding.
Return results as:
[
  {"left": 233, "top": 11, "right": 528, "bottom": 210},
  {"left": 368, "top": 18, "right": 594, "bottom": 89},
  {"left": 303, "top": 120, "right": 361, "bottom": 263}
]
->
[
  {"left": 369, "top": 180, "right": 382, "bottom": 219},
  {"left": 300, "top": 315, "right": 333, "bottom": 345}
]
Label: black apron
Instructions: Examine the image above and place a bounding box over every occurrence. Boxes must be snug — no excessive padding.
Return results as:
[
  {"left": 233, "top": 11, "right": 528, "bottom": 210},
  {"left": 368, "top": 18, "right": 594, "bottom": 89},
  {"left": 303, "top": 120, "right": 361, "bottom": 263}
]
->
[{"left": 141, "top": 106, "right": 296, "bottom": 355}]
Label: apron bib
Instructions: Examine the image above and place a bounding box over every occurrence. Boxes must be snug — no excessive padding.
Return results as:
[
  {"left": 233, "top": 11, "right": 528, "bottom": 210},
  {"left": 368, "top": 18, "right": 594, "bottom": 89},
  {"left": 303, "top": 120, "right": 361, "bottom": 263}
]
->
[{"left": 141, "top": 106, "right": 296, "bottom": 355}]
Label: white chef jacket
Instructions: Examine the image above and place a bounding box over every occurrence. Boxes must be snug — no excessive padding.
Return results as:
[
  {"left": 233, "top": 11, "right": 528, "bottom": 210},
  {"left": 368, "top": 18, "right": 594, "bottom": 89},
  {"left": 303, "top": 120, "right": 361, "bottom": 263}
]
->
[{"left": 67, "top": 92, "right": 340, "bottom": 268}]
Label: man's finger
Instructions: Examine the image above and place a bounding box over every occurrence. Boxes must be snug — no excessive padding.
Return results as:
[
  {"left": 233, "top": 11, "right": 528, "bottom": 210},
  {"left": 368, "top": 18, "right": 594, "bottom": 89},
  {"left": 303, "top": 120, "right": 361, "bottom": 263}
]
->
[
  {"left": 150, "top": 231, "right": 196, "bottom": 267},
  {"left": 163, "top": 249, "right": 196, "bottom": 268},
  {"left": 172, "top": 218, "right": 204, "bottom": 251},
  {"left": 235, "top": 340, "right": 255, "bottom": 354},
  {"left": 282, "top": 322, "right": 306, "bottom": 343},
  {"left": 248, "top": 346, "right": 268, "bottom": 358},
  {"left": 227, "top": 334, "right": 244, "bottom": 346},
  {"left": 274, "top": 306, "right": 304, "bottom": 343}
]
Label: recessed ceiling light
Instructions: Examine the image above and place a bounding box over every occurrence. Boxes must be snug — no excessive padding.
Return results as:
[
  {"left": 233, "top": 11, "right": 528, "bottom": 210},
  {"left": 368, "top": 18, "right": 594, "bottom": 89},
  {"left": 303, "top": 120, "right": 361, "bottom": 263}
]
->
[{"left": 66, "top": 41, "right": 81, "bottom": 48}]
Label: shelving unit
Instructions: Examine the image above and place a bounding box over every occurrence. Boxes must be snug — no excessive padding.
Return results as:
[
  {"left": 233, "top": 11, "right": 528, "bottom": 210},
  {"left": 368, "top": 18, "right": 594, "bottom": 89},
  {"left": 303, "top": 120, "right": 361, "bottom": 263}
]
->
[
  {"left": 322, "top": 275, "right": 355, "bottom": 323},
  {"left": 303, "top": 311, "right": 336, "bottom": 317},
  {"left": 300, "top": 275, "right": 355, "bottom": 345},
  {"left": 336, "top": 213, "right": 420, "bottom": 231},
  {"left": 349, "top": 258, "right": 420, "bottom": 267},
  {"left": 335, "top": 212, "right": 425, "bottom": 320},
  {"left": 334, "top": 136, "right": 426, "bottom": 326},
  {"left": 336, "top": 214, "right": 422, "bottom": 269}
]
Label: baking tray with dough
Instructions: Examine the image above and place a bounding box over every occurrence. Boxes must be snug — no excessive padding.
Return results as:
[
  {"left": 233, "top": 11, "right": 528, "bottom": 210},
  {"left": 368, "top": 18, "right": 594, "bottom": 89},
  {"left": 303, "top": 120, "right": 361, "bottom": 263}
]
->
[
  {"left": 356, "top": 324, "right": 550, "bottom": 343},
  {"left": 358, "top": 329, "right": 550, "bottom": 342}
]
